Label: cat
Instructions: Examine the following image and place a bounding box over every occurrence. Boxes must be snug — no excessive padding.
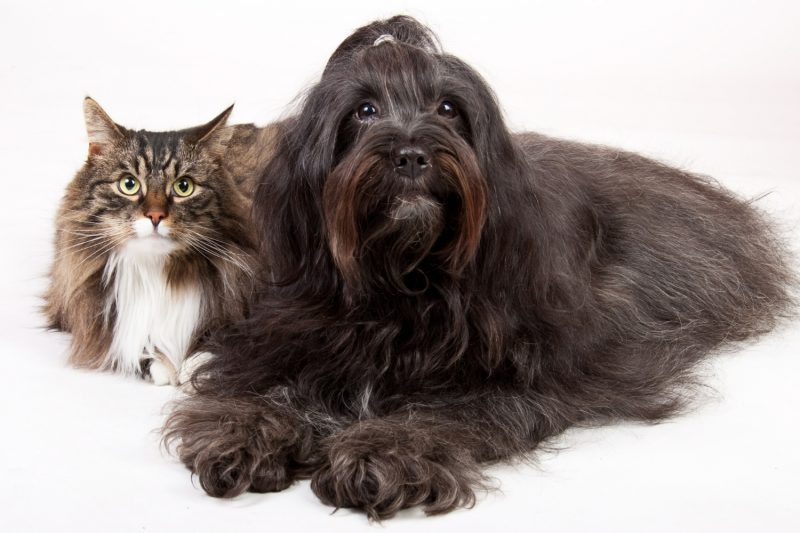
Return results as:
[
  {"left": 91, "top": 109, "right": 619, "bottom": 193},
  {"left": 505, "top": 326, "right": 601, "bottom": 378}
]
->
[{"left": 44, "top": 97, "right": 276, "bottom": 385}]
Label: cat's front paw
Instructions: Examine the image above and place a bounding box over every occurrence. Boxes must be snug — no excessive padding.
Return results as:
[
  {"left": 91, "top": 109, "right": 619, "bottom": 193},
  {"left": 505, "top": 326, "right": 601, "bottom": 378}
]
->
[
  {"left": 178, "top": 351, "right": 215, "bottom": 389},
  {"left": 140, "top": 355, "right": 177, "bottom": 386},
  {"left": 149, "top": 359, "right": 175, "bottom": 386}
]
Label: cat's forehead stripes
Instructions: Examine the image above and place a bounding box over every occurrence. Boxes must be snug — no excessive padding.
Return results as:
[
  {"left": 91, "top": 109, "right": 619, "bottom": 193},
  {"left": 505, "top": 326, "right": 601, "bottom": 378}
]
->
[
  {"left": 132, "top": 134, "right": 188, "bottom": 180},
  {"left": 136, "top": 155, "right": 148, "bottom": 176},
  {"left": 165, "top": 157, "right": 179, "bottom": 180}
]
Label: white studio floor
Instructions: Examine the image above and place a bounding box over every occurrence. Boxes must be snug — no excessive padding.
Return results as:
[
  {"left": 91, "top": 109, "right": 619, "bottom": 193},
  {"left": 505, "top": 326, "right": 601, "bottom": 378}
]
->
[{"left": 1, "top": 1, "right": 798, "bottom": 532}]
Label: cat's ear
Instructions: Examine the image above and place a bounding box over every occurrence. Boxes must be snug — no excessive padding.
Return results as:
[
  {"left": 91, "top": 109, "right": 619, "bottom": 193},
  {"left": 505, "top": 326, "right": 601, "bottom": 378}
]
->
[
  {"left": 189, "top": 104, "right": 235, "bottom": 157},
  {"left": 83, "top": 97, "right": 123, "bottom": 157}
]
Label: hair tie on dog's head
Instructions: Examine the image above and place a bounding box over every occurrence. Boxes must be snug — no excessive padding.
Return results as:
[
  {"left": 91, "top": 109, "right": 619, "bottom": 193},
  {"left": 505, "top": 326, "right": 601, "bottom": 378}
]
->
[{"left": 373, "top": 34, "right": 396, "bottom": 46}]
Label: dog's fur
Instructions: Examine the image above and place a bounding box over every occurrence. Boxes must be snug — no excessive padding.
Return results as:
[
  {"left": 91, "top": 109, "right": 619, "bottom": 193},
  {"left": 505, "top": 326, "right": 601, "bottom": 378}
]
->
[{"left": 164, "top": 16, "right": 795, "bottom": 519}]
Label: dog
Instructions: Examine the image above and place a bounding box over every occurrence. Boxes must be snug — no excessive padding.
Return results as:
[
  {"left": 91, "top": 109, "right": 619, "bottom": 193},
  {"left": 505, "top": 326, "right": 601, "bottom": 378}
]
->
[{"left": 164, "top": 16, "right": 794, "bottom": 519}]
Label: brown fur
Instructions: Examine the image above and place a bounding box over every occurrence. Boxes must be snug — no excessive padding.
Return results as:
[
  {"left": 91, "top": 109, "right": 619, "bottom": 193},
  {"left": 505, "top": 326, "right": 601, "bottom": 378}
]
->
[{"left": 44, "top": 98, "right": 279, "bottom": 374}]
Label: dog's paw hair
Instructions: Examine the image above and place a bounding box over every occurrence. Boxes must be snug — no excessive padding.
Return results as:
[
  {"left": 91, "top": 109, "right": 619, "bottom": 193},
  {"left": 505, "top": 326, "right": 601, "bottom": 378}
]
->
[
  {"left": 310, "top": 421, "right": 483, "bottom": 520},
  {"left": 162, "top": 394, "right": 311, "bottom": 498}
]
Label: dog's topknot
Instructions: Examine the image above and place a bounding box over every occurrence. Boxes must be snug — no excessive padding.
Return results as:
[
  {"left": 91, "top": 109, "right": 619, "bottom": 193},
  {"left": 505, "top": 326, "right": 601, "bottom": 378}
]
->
[{"left": 323, "top": 15, "right": 441, "bottom": 74}]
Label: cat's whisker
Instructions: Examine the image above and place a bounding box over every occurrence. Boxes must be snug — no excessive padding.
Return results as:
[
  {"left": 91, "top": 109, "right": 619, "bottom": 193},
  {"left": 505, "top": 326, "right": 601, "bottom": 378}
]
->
[
  {"left": 193, "top": 243, "right": 253, "bottom": 276},
  {"left": 180, "top": 235, "right": 242, "bottom": 295},
  {"left": 60, "top": 228, "right": 126, "bottom": 237},
  {"left": 185, "top": 246, "right": 236, "bottom": 296},
  {"left": 188, "top": 237, "right": 245, "bottom": 262},
  {"left": 70, "top": 235, "right": 127, "bottom": 271},
  {"left": 183, "top": 234, "right": 253, "bottom": 277},
  {"left": 196, "top": 233, "right": 251, "bottom": 252},
  {"left": 54, "top": 237, "right": 116, "bottom": 258},
  {"left": 54, "top": 241, "right": 109, "bottom": 259},
  {"left": 54, "top": 230, "right": 131, "bottom": 258},
  {"left": 75, "top": 220, "right": 120, "bottom": 227},
  {"left": 58, "top": 229, "right": 128, "bottom": 242},
  {"left": 183, "top": 235, "right": 237, "bottom": 265},
  {"left": 181, "top": 229, "right": 253, "bottom": 273},
  {"left": 75, "top": 238, "right": 125, "bottom": 265},
  {"left": 183, "top": 228, "right": 248, "bottom": 256},
  {"left": 59, "top": 234, "right": 111, "bottom": 248}
]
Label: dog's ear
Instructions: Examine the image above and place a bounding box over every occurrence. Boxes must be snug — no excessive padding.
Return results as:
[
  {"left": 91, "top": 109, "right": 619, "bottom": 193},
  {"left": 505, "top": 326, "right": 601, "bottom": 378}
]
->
[
  {"left": 288, "top": 85, "right": 343, "bottom": 186},
  {"left": 253, "top": 127, "right": 330, "bottom": 284},
  {"left": 446, "top": 57, "right": 521, "bottom": 179}
]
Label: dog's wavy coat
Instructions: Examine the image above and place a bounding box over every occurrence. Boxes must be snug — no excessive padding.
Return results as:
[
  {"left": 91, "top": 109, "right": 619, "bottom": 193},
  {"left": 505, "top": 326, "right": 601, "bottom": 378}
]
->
[{"left": 164, "top": 16, "right": 795, "bottom": 519}]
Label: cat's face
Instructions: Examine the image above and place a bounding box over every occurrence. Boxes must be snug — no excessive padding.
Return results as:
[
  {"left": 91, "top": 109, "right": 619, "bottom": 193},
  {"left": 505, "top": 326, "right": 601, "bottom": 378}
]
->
[{"left": 66, "top": 98, "right": 250, "bottom": 264}]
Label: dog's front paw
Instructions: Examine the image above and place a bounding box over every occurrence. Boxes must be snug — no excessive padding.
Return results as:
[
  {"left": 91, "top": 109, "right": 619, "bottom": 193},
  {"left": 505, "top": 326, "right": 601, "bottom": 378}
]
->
[
  {"left": 163, "top": 394, "right": 309, "bottom": 498},
  {"left": 310, "top": 421, "right": 482, "bottom": 519},
  {"left": 193, "top": 442, "right": 294, "bottom": 498}
]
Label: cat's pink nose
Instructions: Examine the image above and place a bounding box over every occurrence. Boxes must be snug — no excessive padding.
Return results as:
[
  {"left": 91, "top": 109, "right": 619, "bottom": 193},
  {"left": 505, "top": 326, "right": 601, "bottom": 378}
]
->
[{"left": 146, "top": 209, "right": 167, "bottom": 226}]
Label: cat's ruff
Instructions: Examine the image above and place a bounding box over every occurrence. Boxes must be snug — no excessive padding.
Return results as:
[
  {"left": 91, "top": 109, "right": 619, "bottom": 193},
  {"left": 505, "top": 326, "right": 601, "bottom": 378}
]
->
[{"left": 103, "top": 227, "right": 202, "bottom": 376}]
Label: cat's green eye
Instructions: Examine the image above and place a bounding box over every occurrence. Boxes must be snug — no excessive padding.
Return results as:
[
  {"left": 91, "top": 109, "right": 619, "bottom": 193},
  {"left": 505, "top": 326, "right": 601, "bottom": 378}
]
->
[
  {"left": 118, "top": 175, "right": 141, "bottom": 196},
  {"left": 173, "top": 177, "right": 195, "bottom": 198}
]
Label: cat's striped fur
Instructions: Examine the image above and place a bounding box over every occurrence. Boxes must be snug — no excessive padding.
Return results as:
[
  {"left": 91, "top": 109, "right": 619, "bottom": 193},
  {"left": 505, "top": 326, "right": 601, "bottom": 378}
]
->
[{"left": 44, "top": 98, "right": 277, "bottom": 383}]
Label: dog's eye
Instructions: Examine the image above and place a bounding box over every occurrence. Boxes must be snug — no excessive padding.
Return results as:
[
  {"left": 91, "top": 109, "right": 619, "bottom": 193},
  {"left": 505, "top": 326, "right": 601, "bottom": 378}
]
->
[
  {"left": 437, "top": 100, "right": 457, "bottom": 118},
  {"left": 356, "top": 102, "right": 378, "bottom": 121}
]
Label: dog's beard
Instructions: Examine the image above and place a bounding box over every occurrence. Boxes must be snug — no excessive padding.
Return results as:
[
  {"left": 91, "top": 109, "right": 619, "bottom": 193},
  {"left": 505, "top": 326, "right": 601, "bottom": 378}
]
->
[{"left": 323, "top": 135, "right": 487, "bottom": 294}]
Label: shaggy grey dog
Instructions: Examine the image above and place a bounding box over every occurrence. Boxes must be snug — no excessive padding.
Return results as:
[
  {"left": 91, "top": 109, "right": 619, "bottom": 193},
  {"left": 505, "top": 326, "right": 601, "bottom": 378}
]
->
[{"left": 164, "top": 16, "right": 795, "bottom": 519}]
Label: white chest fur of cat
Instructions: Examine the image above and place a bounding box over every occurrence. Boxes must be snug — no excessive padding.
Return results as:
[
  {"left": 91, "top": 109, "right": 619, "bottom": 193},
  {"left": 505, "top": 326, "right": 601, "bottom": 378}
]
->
[{"left": 103, "top": 218, "right": 202, "bottom": 385}]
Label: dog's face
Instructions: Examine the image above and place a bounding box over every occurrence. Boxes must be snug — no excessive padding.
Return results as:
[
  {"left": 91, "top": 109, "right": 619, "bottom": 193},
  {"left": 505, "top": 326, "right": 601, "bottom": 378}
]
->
[{"left": 314, "top": 39, "right": 492, "bottom": 293}]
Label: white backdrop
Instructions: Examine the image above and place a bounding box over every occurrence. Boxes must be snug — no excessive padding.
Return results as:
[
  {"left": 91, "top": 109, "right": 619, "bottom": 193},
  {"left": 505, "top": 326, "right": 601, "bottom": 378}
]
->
[{"left": 1, "top": 1, "right": 798, "bottom": 532}]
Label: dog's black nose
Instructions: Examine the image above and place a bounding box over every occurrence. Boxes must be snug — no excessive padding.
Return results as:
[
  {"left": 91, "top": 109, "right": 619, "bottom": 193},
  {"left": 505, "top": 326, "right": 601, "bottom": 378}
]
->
[{"left": 392, "top": 147, "right": 431, "bottom": 179}]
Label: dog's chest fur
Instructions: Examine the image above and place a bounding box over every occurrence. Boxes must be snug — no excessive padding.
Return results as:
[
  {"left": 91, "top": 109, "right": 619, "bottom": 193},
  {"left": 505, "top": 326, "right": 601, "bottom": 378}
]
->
[{"left": 103, "top": 242, "right": 202, "bottom": 375}]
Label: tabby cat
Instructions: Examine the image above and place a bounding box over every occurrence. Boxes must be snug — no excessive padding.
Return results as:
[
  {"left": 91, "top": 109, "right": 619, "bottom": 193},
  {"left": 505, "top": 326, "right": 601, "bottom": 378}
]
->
[{"left": 44, "top": 98, "right": 276, "bottom": 385}]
